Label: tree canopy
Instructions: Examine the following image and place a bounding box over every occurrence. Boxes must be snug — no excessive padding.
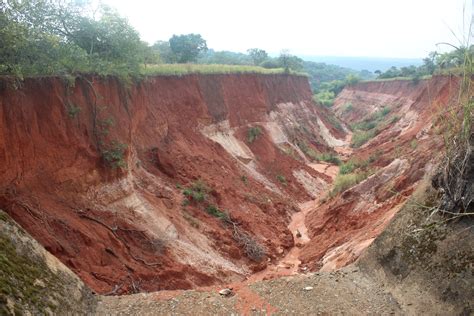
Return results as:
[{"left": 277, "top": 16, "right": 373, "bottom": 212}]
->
[
  {"left": 375, "top": 46, "right": 473, "bottom": 80},
  {"left": 247, "top": 48, "right": 268, "bottom": 66},
  {"left": 0, "top": 0, "right": 152, "bottom": 79},
  {"left": 169, "top": 34, "right": 208, "bottom": 63}
]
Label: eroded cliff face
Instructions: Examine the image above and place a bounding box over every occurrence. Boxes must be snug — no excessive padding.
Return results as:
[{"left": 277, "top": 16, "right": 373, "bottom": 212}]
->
[
  {"left": 0, "top": 74, "right": 344, "bottom": 294},
  {"left": 301, "top": 76, "right": 461, "bottom": 270}
]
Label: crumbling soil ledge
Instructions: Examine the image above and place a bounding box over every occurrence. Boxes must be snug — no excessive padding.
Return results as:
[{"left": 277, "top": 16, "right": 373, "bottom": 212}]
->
[{"left": 356, "top": 180, "right": 474, "bottom": 315}]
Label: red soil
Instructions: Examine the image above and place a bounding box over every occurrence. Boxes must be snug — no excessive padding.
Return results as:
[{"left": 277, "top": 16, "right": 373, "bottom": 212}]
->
[
  {"left": 0, "top": 72, "right": 461, "bottom": 296},
  {"left": 300, "top": 76, "right": 462, "bottom": 269},
  {"left": 0, "top": 74, "right": 337, "bottom": 294}
]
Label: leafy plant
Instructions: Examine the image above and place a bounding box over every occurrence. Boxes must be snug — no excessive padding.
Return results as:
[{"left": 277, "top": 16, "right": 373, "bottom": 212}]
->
[
  {"left": 169, "top": 34, "right": 207, "bottom": 63},
  {"left": 343, "top": 102, "right": 354, "bottom": 113},
  {"left": 351, "top": 130, "right": 376, "bottom": 148},
  {"left": 391, "top": 116, "right": 401, "bottom": 124},
  {"left": 247, "top": 126, "right": 262, "bottom": 143},
  {"left": 276, "top": 174, "right": 287, "bottom": 185},
  {"left": 296, "top": 141, "right": 316, "bottom": 160},
  {"left": 339, "top": 160, "right": 357, "bottom": 174},
  {"left": 205, "top": 205, "right": 229, "bottom": 220},
  {"left": 67, "top": 104, "right": 81, "bottom": 118},
  {"left": 315, "top": 152, "right": 341, "bottom": 165},
  {"left": 313, "top": 90, "right": 335, "bottom": 107},
  {"left": 183, "top": 180, "right": 209, "bottom": 203},
  {"left": 98, "top": 117, "right": 115, "bottom": 136},
  {"left": 101, "top": 141, "right": 127, "bottom": 169},
  {"left": 1, "top": 1, "right": 147, "bottom": 80},
  {"left": 329, "top": 171, "right": 371, "bottom": 198}
]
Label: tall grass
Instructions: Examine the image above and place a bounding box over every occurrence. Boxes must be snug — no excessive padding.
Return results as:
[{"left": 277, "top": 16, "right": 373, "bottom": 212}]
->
[
  {"left": 328, "top": 172, "right": 371, "bottom": 198},
  {"left": 351, "top": 130, "right": 377, "bottom": 148},
  {"left": 366, "top": 75, "right": 432, "bottom": 83},
  {"left": 141, "top": 64, "right": 308, "bottom": 76}
]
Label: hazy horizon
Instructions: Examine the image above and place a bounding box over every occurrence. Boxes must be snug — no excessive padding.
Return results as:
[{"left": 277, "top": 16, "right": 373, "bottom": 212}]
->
[{"left": 103, "top": 0, "right": 472, "bottom": 59}]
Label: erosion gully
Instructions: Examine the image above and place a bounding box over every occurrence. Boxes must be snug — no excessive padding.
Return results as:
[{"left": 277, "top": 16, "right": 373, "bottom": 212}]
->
[{"left": 249, "top": 137, "right": 351, "bottom": 282}]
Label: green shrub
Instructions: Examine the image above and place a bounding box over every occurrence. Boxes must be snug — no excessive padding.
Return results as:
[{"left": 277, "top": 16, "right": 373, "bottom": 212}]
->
[
  {"left": 313, "top": 91, "right": 335, "bottom": 107},
  {"left": 294, "top": 141, "right": 317, "bottom": 161},
  {"left": 343, "top": 103, "right": 354, "bottom": 113},
  {"left": 339, "top": 157, "right": 373, "bottom": 175},
  {"left": 377, "top": 106, "right": 391, "bottom": 118},
  {"left": 240, "top": 175, "right": 248, "bottom": 185},
  {"left": 67, "top": 104, "right": 81, "bottom": 118},
  {"left": 276, "top": 175, "right": 287, "bottom": 185},
  {"left": 324, "top": 113, "right": 343, "bottom": 131},
  {"left": 329, "top": 172, "right": 370, "bottom": 197},
  {"left": 102, "top": 141, "right": 127, "bottom": 169},
  {"left": 352, "top": 120, "right": 377, "bottom": 131},
  {"left": 205, "top": 205, "right": 229, "bottom": 220},
  {"left": 339, "top": 160, "right": 357, "bottom": 174},
  {"left": 351, "top": 130, "right": 376, "bottom": 148},
  {"left": 368, "top": 149, "right": 383, "bottom": 163},
  {"left": 391, "top": 116, "right": 401, "bottom": 124},
  {"left": 410, "top": 139, "right": 418, "bottom": 149},
  {"left": 281, "top": 146, "right": 299, "bottom": 159},
  {"left": 182, "top": 180, "right": 209, "bottom": 203},
  {"left": 315, "top": 152, "right": 341, "bottom": 165},
  {"left": 247, "top": 126, "right": 262, "bottom": 143}
]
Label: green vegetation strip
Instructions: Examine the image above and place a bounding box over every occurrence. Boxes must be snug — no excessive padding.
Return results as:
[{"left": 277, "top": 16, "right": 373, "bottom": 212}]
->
[{"left": 142, "top": 64, "right": 307, "bottom": 76}]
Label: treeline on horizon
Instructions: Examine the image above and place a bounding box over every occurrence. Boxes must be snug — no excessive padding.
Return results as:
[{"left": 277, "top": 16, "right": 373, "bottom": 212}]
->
[
  {"left": 1, "top": 0, "right": 471, "bottom": 93},
  {"left": 0, "top": 0, "right": 365, "bottom": 88}
]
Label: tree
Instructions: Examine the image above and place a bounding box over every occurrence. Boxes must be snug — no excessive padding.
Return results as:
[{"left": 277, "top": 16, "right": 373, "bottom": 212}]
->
[
  {"left": 345, "top": 74, "right": 360, "bottom": 85},
  {"left": 69, "top": 5, "right": 144, "bottom": 74},
  {"left": 278, "top": 50, "right": 303, "bottom": 73},
  {"left": 260, "top": 59, "right": 280, "bottom": 69},
  {"left": 169, "top": 34, "right": 207, "bottom": 63},
  {"left": 140, "top": 42, "right": 160, "bottom": 68},
  {"left": 419, "top": 51, "right": 437, "bottom": 75},
  {"left": 1, "top": 0, "right": 146, "bottom": 78},
  {"left": 152, "top": 41, "right": 175, "bottom": 63},
  {"left": 197, "top": 49, "right": 252, "bottom": 65},
  {"left": 247, "top": 48, "right": 268, "bottom": 66}
]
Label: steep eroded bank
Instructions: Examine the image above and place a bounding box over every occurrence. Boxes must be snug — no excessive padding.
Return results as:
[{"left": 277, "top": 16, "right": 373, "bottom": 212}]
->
[
  {"left": 0, "top": 74, "right": 345, "bottom": 294},
  {"left": 300, "top": 76, "right": 462, "bottom": 271}
]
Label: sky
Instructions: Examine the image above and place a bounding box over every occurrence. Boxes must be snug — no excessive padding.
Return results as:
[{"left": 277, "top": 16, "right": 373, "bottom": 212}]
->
[{"left": 102, "top": 0, "right": 473, "bottom": 58}]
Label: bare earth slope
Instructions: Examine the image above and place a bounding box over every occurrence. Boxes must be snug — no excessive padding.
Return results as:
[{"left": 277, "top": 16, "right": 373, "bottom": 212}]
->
[
  {"left": 300, "top": 76, "right": 461, "bottom": 271},
  {"left": 0, "top": 74, "right": 345, "bottom": 294},
  {"left": 1, "top": 74, "right": 470, "bottom": 315},
  {"left": 95, "top": 76, "right": 472, "bottom": 315}
]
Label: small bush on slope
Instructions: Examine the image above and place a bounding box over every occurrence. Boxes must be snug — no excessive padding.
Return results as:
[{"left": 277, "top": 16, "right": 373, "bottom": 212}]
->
[
  {"left": 328, "top": 172, "right": 371, "bottom": 198},
  {"left": 247, "top": 126, "right": 262, "bottom": 143}
]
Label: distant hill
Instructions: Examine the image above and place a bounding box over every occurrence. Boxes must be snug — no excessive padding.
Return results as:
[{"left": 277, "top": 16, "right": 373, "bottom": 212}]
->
[{"left": 300, "top": 56, "right": 422, "bottom": 72}]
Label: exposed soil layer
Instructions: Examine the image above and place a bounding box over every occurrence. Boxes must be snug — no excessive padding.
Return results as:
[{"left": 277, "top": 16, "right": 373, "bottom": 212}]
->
[
  {"left": 301, "top": 76, "right": 462, "bottom": 270},
  {"left": 0, "top": 73, "right": 465, "bottom": 304},
  {"left": 0, "top": 74, "right": 345, "bottom": 294}
]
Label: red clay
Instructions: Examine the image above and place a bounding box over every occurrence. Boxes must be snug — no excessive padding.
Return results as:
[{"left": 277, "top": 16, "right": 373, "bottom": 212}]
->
[
  {"left": 0, "top": 74, "right": 335, "bottom": 294},
  {"left": 0, "top": 73, "right": 462, "bottom": 296},
  {"left": 300, "top": 76, "right": 461, "bottom": 270}
]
